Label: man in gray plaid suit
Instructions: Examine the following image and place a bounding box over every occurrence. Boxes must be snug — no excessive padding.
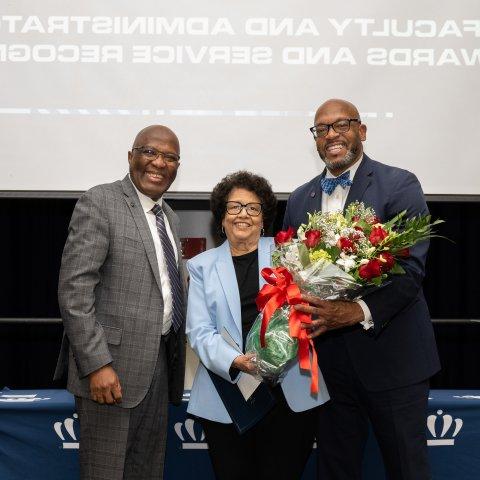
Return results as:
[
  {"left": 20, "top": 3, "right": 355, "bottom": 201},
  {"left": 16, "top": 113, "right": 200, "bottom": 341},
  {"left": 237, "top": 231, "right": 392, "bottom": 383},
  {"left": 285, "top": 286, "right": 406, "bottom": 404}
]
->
[{"left": 55, "top": 125, "right": 187, "bottom": 479}]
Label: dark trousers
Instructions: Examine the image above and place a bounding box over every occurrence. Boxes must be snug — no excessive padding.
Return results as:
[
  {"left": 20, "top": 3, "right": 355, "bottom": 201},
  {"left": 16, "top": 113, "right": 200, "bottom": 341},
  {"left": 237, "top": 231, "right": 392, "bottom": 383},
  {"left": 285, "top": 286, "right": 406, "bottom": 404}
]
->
[
  {"left": 199, "top": 387, "right": 317, "bottom": 480},
  {"left": 316, "top": 337, "right": 431, "bottom": 480}
]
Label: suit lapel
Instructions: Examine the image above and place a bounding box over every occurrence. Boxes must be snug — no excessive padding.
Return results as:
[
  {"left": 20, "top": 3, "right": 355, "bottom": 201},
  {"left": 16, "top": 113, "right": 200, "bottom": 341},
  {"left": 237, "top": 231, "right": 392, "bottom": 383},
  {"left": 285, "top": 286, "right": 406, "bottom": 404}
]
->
[
  {"left": 258, "top": 237, "right": 274, "bottom": 287},
  {"left": 121, "top": 176, "right": 163, "bottom": 293},
  {"left": 215, "top": 241, "right": 242, "bottom": 338},
  {"left": 344, "top": 156, "right": 373, "bottom": 208},
  {"left": 308, "top": 173, "right": 324, "bottom": 215}
]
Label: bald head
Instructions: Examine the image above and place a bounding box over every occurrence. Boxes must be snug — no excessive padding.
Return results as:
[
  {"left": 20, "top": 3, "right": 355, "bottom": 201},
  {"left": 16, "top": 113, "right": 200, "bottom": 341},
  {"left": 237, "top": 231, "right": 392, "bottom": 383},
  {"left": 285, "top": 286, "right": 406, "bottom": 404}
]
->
[
  {"left": 132, "top": 125, "right": 180, "bottom": 155},
  {"left": 314, "top": 99, "right": 361, "bottom": 124}
]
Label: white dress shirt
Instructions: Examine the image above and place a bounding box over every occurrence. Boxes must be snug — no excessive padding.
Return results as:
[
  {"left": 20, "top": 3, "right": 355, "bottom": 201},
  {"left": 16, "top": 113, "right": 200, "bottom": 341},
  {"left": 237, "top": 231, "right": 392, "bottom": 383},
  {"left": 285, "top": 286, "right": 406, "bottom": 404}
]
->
[
  {"left": 321, "top": 154, "right": 363, "bottom": 213},
  {"left": 129, "top": 176, "right": 178, "bottom": 335},
  {"left": 321, "top": 156, "right": 373, "bottom": 329}
]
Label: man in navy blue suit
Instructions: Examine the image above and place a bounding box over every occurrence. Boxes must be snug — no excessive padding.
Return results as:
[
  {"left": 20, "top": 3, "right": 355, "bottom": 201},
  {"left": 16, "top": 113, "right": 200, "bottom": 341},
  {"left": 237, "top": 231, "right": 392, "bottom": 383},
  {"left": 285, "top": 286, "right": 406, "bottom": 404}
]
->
[{"left": 284, "top": 99, "right": 440, "bottom": 480}]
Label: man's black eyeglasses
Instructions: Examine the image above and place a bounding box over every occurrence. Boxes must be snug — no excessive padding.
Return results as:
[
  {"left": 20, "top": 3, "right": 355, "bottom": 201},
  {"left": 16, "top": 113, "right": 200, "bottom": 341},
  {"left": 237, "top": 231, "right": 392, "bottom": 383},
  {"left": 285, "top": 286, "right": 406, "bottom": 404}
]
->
[{"left": 309, "top": 119, "right": 361, "bottom": 139}]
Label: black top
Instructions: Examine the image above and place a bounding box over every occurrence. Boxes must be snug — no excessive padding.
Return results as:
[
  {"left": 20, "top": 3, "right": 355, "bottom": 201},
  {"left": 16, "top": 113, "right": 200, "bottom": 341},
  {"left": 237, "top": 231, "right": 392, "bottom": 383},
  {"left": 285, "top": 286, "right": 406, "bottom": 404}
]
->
[
  {"left": 230, "top": 248, "right": 283, "bottom": 396},
  {"left": 232, "top": 248, "right": 259, "bottom": 346}
]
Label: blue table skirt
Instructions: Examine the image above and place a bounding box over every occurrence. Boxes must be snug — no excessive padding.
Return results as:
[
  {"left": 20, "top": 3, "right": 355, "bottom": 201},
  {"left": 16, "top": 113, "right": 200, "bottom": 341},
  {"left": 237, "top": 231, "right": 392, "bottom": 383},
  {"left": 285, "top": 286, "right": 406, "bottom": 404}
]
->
[{"left": 1, "top": 389, "right": 479, "bottom": 479}]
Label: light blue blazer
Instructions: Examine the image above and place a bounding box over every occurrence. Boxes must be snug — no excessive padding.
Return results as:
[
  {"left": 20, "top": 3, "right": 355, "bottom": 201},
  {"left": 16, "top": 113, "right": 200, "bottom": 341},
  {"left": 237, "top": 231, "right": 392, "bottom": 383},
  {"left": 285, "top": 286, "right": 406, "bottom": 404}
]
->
[{"left": 186, "top": 237, "right": 329, "bottom": 423}]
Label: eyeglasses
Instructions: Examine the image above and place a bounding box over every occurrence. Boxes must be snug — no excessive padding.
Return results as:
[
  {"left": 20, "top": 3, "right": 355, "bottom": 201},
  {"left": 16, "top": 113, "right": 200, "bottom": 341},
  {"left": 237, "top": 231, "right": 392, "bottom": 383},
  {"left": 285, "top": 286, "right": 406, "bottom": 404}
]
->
[
  {"left": 132, "top": 146, "right": 180, "bottom": 164},
  {"left": 309, "top": 119, "right": 361, "bottom": 139},
  {"left": 225, "top": 201, "right": 263, "bottom": 216}
]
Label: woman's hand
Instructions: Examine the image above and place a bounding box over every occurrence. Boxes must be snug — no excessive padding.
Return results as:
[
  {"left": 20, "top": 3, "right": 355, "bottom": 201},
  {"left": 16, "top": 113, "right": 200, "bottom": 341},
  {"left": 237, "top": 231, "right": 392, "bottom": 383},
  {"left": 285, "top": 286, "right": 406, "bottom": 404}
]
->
[{"left": 231, "top": 352, "right": 257, "bottom": 374}]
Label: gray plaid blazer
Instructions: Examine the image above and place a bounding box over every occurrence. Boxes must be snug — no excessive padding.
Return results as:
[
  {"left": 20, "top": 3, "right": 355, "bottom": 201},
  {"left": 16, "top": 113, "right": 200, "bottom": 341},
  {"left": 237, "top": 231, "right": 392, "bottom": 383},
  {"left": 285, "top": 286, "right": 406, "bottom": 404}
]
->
[{"left": 54, "top": 175, "right": 187, "bottom": 408}]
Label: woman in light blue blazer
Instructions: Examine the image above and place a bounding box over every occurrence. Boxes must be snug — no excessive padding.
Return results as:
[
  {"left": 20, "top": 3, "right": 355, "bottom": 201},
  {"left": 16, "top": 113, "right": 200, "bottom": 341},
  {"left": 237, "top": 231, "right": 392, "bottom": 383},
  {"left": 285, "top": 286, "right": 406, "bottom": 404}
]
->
[{"left": 186, "top": 171, "right": 329, "bottom": 480}]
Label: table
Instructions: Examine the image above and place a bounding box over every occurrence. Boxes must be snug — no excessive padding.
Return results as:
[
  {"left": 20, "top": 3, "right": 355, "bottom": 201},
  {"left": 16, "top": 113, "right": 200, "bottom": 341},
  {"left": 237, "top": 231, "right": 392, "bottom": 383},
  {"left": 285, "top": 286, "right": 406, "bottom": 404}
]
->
[
  {"left": 0, "top": 389, "right": 77, "bottom": 479},
  {"left": 1, "top": 389, "right": 479, "bottom": 479}
]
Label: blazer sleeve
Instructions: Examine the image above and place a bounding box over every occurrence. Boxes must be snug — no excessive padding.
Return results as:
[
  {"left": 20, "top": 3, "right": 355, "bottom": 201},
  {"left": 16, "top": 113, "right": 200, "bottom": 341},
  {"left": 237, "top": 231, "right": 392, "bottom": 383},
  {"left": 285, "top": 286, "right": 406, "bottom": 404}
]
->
[
  {"left": 362, "top": 171, "right": 430, "bottom": 335},
  {"left": 186, "top": 260, "right": 242, "bottom": 383},
  {"left": 58, "top": 188, "right": 113, "bottom": 378}
]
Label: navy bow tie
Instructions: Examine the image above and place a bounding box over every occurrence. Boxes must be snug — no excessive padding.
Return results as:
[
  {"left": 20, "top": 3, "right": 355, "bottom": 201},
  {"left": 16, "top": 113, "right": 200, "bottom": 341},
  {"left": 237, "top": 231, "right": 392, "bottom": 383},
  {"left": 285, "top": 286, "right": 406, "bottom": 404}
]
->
[{"left": 320, "top": 171, "right": 352, "bottom": 196}]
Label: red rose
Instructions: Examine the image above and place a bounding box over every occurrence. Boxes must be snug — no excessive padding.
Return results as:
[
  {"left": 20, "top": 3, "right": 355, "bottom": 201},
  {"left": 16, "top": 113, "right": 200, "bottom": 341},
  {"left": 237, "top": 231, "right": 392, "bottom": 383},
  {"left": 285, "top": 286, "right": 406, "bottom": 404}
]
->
[
  {"left": 304, "top": 230, "right": 322, "bottom": 248},
  {"left": 378, "top": 252, "right": 395, "bottom": 272},
  {"left": 354, "top": 225, "right": 364, "bottom": 232},
  {"left": 275, "top": 226, "right": 295, "bottom": 245},
  {"left": 397, "top": 248, "right": 410, "bottom": 258},
  {"left": 369, "top": 226, "right": 389, "bottom": 246},
  {"left": 358, "top": 259, "right": 382, "bottom": 280},
  {"left": 337, "top": 236, "right": 356, "bottom": 253}
]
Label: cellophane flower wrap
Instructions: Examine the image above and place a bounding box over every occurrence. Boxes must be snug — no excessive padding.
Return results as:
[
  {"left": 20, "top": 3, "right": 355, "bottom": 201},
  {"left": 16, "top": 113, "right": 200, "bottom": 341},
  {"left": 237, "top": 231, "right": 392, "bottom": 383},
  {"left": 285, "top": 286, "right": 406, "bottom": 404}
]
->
[{"left": 246, "top": 201, "right": 443, "bottom": 394}]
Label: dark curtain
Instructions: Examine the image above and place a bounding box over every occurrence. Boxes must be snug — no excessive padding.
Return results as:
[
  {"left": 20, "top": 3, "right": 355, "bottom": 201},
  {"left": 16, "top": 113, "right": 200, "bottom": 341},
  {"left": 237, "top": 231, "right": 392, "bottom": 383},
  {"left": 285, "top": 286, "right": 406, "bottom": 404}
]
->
[{"left": 1, "top": 198, "right": 479, "bottom": 388}]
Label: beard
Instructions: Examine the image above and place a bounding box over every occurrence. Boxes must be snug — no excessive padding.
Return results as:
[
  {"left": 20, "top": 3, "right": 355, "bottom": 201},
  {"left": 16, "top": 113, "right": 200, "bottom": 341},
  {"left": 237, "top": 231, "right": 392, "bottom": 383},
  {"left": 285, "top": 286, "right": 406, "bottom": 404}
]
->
[{"left": 322, "top": 144, "right": 361, "bottom": 172}]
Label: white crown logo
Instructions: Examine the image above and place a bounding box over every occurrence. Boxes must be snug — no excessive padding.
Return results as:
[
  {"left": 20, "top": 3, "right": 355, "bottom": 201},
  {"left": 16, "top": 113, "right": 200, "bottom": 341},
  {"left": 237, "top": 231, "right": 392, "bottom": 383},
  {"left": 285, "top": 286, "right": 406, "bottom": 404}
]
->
[
  {"left": 427, "top": 410, "right": 463, "bottom": 446},
  {"left": 54, "top": 413, "right": 79, "bottom": 449},
  {"left": 0, "top": 394, "right": 51, "bottom": 402},
  {"left": 174, "top": 418, "right": 207, "bottom": 449}
]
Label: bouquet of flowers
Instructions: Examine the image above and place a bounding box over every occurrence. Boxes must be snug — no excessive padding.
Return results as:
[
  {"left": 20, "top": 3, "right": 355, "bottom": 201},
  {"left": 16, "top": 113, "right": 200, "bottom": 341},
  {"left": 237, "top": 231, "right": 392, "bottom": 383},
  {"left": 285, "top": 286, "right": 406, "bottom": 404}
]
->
[{"left": 246, "top": 201, "right": 443, "bottom": 393}]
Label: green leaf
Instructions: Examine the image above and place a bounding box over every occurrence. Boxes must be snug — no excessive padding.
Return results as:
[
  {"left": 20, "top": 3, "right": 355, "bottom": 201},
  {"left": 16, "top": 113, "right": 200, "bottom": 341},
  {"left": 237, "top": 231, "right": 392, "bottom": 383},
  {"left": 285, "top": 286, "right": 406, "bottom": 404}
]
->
[
  {"left": 271, "top": 250, "right": 282, "bottom": 267},
  {"left": 326, "top": 245, "right": 341, "bottom": 259},
  {"left": 390, "top": 263, "right": 405, "bottom": 274},
  {"left": 383, "top": 210, "right": 407, "bottom": 230},
  {"left": 297, "top": 243, "right": 311, "bottom": 268}
]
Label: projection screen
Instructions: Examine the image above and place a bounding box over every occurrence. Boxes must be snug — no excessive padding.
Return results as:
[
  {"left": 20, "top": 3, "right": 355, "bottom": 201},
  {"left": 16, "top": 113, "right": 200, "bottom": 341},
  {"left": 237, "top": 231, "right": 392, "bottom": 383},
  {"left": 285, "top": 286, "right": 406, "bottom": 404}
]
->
[{"left": 1, "top": 1, "right": 479, "bottom": 194}]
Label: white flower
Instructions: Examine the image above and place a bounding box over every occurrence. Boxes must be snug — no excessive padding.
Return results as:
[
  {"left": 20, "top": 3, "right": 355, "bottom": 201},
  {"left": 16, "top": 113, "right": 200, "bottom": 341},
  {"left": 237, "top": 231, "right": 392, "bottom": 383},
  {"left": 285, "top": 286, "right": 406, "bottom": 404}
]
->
[
  {"left": 324, "top": 231, "right": 339, "bottom": 247},
  {"left": 283, "top": 245, "right": 303, "bottom": 269},
  {"left": 336, "top": 253, "right": 357, "bottom": 272}
]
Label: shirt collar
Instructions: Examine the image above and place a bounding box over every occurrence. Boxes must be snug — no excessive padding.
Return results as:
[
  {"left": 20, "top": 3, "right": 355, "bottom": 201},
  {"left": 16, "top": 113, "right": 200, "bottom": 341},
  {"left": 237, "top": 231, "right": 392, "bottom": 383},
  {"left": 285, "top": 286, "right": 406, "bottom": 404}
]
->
[
  {"left": 325, "top": 153, "right": 364, "bottom": 180},
  {"left": 128, "top": 174, "right": 163, "bottom": 213}
]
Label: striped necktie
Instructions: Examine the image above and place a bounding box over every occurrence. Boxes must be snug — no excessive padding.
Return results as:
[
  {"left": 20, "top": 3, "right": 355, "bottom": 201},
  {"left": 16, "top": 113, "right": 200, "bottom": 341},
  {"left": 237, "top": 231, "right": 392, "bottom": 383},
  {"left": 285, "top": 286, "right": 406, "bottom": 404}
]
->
[{"left": 151, "top": 203, "right": 183, "bottom": 333}]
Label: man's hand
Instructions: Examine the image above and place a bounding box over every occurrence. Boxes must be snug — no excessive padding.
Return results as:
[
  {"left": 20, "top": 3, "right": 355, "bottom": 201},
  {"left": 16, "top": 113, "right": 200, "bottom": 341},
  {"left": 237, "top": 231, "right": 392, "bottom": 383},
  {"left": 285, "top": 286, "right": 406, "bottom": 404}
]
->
[
  {"left": 231, "top": 353, "right": 257, "bottom": 375},
  {"left": 88, "top": 365, "right": 122, "bottom": 405},
  {"left": 294, "top": 294, "right": 365, "bottom": 338}
]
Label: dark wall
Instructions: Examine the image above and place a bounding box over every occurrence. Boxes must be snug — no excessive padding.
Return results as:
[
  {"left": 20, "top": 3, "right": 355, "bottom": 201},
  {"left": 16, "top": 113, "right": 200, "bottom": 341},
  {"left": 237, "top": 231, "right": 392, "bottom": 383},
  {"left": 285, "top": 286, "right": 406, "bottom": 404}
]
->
[{"left": 1, "top": 197, "right": 479, "bottom": 388}]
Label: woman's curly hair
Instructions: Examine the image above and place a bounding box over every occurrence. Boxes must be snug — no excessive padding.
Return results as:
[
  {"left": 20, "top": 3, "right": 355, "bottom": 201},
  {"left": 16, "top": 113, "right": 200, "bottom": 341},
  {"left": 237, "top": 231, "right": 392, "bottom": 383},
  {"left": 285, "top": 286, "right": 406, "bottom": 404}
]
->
[{"left": 210, "top": 170, "right": 277, "bottom": 235}]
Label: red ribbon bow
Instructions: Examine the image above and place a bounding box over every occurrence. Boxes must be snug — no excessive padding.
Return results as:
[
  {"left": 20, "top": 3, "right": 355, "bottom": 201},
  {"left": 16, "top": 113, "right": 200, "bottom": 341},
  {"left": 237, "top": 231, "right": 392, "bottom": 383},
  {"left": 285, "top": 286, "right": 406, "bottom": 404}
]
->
[{"left": 256, "top": 267, "right": 319, "bottom": 394}]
